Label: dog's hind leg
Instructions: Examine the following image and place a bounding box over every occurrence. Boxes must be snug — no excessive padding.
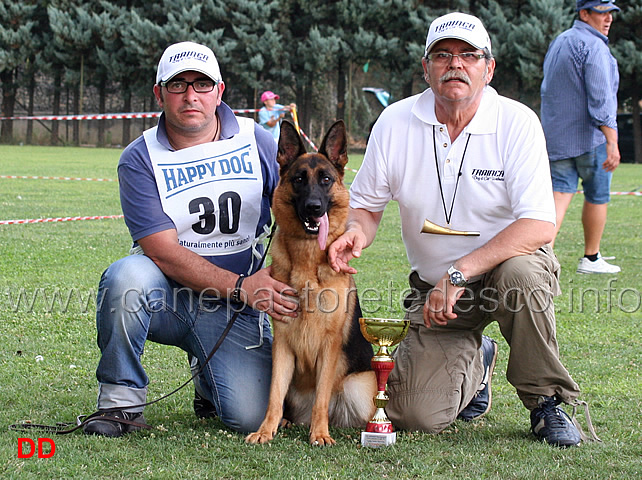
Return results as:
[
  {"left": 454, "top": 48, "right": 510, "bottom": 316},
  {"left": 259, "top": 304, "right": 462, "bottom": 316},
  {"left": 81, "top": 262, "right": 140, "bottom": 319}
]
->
[
  {"left": 245, "top": 338, "right": 296, "bottom": 444},
  {"left": 329, "top": 370, "right": 377, "bottom": 428}
]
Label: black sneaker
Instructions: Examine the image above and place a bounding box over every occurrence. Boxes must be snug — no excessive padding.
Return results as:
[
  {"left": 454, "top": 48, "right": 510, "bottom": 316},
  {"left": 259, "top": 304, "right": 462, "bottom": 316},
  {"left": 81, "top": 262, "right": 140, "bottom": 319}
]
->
[
  {"left": 83, "top": 410, "right": 148, "bottom": 438},
  {"left": 531, "top": 396, "right": 581, "bottom": 447},
  {"left": 458, "top": 335, "right": 498, "bottom": 421},
  {"left": 194, "top": 390, "right": 217, "bottom": 419}
]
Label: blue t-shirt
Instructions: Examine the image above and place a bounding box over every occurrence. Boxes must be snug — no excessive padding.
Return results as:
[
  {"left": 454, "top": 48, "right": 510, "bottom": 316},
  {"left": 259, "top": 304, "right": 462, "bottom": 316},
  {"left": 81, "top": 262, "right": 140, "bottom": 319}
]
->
[
  {"left": 117, "top": 102, "right": 278, "bottom": 275},
  {"left": 540, "top": 20, "right": 619, "bottom": 161},
  {"left": 258, "top": 104, "right": 287, "bottom": 140}
]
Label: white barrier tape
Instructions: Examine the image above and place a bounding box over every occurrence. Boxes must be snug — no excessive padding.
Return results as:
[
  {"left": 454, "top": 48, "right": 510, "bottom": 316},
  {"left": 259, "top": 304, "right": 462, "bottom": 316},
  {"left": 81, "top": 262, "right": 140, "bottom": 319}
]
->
[
  {"left": 0, "top": 109, "right": 259, "bottom": 121},
  {"left": 0, "top": 113, "right": 160, "bottom": 121},
  {"left": 0, "top": 214, "right": 124, "bottom": 225},
  {"left": 297, "top": 127, "right": 318, "bottom": 152},
  {"left": 233, "top": 109, "right": 259, "bottom": 114},
  {"left": 1, "top": 175, "right": 116, "bottom": 182},
  {"left": 1, "top": 109, "right": 329, "bottom": 156}
]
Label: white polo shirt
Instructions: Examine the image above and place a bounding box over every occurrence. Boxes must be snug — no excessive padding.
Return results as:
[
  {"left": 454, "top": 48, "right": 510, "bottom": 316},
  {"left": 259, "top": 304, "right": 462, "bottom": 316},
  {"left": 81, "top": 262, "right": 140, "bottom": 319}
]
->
[{"left": 350, "top": 86, "right": 555, "bottom": 285}]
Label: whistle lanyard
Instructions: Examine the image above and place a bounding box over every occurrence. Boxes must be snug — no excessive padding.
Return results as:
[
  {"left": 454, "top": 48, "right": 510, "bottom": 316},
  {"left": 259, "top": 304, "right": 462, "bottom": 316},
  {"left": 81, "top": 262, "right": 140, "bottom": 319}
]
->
[{"left": 432, "top": 125, "right": 471, "bottom": 225}]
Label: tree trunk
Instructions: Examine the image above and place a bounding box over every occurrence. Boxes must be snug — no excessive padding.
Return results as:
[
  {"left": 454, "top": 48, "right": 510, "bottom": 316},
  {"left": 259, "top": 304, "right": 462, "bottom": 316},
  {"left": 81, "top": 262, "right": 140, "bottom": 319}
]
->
[
  {"left": 304, "top": 79, "right": 313, "bottom": 141},
  {"left": 26, "top": 70, "right": 36, "bottom": 144},
  {"left": 51, "top": 69, "right": 62, "bottom": 146},
  {"left": 122, "top": 87, "right": 132, "bottom": 147},
  {"left": 632, "top": 91, "right": 642, "bottom": 165},
  {"left": 98, "top": 78, "right": 106, "bottom": 147},
  {"left": 73, "top": 86, "right": 80, "bottom": 146},
  {"left": 336, "top": 56, "right": 345, "bottom": 122},
  {"left": 1, "top": 69, "right": 16, "bottom": 144}
]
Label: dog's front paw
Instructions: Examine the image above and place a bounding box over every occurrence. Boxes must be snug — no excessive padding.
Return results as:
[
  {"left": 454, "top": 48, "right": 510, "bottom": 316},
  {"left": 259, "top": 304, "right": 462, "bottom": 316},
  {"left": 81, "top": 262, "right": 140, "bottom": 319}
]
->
[
  {"left": 309, "top": 432, "right": 336, "bottom": 447},
  {"left": 245, "top": 430, "right": 276, "bottom": 445}
]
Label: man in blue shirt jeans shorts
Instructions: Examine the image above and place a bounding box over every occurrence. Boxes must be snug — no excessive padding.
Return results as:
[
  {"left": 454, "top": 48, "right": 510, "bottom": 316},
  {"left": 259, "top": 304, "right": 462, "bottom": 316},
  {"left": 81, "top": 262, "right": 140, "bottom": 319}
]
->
[{"left": 541, "top": 0, "right": 621, "bottom": 274}]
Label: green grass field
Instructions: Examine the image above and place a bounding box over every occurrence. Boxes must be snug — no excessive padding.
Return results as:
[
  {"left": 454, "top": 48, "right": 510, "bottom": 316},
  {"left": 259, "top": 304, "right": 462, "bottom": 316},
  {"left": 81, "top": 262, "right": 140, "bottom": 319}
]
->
[{"left": 1, "top": 145, "right": 640, "bottom": 479}]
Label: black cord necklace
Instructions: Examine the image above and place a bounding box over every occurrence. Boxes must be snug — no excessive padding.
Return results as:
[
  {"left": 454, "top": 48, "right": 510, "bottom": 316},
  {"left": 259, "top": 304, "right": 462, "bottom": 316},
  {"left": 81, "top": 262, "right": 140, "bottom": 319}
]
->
[
  {"left": 212, "top": 113, "right": 221, "bottom": 141},
  {"left": 432, "top": 125, "right": 471, "bottom": 225}
]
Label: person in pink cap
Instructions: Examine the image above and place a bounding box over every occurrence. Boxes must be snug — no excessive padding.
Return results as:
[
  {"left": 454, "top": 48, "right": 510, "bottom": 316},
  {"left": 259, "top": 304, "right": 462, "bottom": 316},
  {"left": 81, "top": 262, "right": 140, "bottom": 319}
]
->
[{"left": 258, "top": 90, "right": 296, "bottom": 141}]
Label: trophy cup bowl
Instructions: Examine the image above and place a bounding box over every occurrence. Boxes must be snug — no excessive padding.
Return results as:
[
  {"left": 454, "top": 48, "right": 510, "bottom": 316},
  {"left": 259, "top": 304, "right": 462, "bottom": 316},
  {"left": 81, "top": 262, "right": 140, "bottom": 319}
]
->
[{"left": 359, "top": 317, "right": 410, "bottom": 447}]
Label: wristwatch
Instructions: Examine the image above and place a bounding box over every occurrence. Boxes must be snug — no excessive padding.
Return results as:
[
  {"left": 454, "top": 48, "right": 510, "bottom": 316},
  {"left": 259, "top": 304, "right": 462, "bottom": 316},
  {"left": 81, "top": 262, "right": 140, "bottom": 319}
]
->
[
  {"left": 447, "top": 265, "right": 468, "bottom": 287},
  {"left": 231, "top": 274, "right": 246, "bottom": 303}
]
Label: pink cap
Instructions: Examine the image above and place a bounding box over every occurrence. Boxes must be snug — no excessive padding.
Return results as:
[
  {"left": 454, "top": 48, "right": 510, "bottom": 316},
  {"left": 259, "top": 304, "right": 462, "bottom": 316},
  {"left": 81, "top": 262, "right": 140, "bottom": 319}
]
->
[{"left": 261, "top": 91, "right": 280, "bottom": 102}]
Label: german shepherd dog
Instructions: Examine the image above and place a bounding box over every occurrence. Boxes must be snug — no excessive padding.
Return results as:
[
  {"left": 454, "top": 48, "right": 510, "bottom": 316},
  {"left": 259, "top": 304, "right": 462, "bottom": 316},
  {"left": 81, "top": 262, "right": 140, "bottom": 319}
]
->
[{"left": 245, "top": 121, "right": 377, "bottom": 446}]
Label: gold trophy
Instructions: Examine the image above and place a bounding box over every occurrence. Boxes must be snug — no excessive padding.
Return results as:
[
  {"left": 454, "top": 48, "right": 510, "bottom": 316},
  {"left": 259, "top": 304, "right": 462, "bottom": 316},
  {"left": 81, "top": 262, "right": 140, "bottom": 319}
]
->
[{"left": 359, "top": 317, "right": 410, "bottom": 447}]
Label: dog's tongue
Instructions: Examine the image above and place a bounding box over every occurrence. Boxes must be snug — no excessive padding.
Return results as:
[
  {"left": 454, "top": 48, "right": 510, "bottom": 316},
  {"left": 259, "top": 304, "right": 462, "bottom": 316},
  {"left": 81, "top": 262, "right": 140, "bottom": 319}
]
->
[{"left": 315, "top": 213, "right": 329, "bottom": 251}]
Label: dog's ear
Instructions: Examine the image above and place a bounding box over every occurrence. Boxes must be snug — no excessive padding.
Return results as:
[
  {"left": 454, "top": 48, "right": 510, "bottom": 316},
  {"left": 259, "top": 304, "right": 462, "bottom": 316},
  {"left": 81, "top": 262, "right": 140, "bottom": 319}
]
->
[
  {"left": 277, "top": 121, "right": 307, "bottom": 169},
  {"left": 319, "top": 120, "right": 348, "bottom": 173}
]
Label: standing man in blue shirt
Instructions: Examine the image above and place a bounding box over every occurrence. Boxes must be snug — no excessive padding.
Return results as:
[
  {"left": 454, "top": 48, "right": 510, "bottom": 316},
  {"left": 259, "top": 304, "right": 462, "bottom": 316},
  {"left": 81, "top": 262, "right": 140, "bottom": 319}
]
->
[{"left": 541, "top": 0, "right": 621, "bottom": 274}]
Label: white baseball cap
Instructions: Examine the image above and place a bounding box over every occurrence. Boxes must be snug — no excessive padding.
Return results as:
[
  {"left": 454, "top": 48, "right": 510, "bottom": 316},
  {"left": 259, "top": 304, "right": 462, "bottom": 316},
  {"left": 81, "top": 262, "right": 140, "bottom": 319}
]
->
[
  {"left": 156, "top": 41, "right": 222, "bottom": 84},
  {"left": 425, "top": 12, "right": 492, "bottom": 55}
]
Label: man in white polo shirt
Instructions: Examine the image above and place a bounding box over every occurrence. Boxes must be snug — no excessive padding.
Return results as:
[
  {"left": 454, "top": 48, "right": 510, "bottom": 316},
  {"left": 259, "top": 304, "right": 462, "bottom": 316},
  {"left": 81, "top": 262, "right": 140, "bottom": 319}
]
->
[{"left": 329, "top": 13, "right": 587, "bottom": 447}]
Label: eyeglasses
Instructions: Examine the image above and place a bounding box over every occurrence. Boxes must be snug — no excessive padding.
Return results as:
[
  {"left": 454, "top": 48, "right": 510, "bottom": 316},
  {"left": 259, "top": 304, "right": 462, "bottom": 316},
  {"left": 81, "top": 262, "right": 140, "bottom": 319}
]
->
[
  {"left": 160, "top": 79, "right": 217, "bottom": 94},
  {"left": 426, "top": 52, "right": 486, "bottom": 65}
]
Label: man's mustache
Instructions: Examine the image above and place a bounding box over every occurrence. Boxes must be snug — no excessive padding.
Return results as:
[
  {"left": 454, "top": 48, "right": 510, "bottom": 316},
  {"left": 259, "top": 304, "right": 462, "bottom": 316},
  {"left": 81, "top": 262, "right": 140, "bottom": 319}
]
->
[{"left": 439, "top": 70, "right": 471, "bottom": 85}]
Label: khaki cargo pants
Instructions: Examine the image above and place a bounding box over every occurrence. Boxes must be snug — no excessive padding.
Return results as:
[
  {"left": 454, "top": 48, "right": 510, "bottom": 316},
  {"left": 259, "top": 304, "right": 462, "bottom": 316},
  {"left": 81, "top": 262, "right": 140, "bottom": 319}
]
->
[{"left": 386, "top": 245, "right": 581, "bottom": 433}]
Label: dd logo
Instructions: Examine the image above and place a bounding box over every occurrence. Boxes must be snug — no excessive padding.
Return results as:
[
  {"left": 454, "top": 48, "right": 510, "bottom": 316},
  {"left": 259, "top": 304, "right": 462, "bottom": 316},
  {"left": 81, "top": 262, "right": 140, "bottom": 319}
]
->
[{"left": 18, "top": 438, "right": 56, "bottom": 458}]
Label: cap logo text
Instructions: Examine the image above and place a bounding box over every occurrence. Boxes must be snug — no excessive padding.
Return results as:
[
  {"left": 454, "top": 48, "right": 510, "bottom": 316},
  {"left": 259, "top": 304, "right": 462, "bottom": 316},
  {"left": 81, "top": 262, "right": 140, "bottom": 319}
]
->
[
  {"left": 435, "top": 20, "right": 476, "bottom": 33},
  {"left": 168, "top": 51, "right": 209, "bottom": 64}
]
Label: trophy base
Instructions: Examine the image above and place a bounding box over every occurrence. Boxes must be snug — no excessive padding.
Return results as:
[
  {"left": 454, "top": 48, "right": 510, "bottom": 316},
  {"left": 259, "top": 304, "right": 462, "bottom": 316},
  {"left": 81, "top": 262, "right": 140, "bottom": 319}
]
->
[{"left": 361, "top": 431, "right": 396, "bottom": 448}]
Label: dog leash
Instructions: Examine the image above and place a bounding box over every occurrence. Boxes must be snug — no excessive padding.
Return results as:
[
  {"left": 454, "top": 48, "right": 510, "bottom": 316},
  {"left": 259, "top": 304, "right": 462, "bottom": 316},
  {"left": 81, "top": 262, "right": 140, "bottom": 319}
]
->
[{"left": 9, "top": 224, "right": 277, "bottom": 435}]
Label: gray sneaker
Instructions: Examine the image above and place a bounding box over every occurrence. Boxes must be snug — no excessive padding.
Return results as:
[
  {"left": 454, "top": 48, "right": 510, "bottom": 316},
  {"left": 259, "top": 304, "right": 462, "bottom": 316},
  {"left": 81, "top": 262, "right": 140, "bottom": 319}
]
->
[
  {"left": 530, "top": 396, "right": 581, "bottom": 447},
  {"left": 577, "top": 253, "right": 620, "bottom": 274}
]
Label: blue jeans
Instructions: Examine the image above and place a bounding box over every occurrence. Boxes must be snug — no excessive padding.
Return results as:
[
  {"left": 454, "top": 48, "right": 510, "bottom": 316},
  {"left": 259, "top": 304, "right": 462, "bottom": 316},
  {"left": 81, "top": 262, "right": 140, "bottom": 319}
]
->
[
  {"left": 94, "top": 254, "right": 273, "bottom": 433},
  {"left": 550, "top": 142, "right": 612, "bottom": 204}
]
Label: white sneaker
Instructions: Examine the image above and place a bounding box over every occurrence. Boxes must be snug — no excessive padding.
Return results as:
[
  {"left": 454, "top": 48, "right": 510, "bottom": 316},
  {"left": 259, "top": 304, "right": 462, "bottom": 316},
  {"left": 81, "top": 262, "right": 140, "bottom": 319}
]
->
[{"left": 576, "top": 254, "right": 621, "bottom": 274}]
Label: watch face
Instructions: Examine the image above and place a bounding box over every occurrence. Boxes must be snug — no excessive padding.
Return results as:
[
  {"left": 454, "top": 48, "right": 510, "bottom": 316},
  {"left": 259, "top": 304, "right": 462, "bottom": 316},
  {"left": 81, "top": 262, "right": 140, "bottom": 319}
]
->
[{"left": 450, "top": 271, "right": 465, "bottom": 287}]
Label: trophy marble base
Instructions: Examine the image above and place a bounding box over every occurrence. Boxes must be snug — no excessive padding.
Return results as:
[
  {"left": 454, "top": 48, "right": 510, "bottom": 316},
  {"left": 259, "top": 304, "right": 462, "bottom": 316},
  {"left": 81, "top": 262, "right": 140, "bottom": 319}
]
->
[{"left": 361, "top": 431, "right": 396, "bottom": 448}]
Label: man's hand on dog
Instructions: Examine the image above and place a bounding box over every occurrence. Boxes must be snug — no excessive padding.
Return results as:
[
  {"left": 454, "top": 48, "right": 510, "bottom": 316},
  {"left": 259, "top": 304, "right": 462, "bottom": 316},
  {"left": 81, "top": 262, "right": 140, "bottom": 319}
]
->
[
  {"left": 243, "top": 266, "right": 299, "bottom": 322},
  {"left": 328, "top": 209, "right": 383, "bottom": 275},
  {"left": 327, "top": 230, "right": 365, "bottom": 274}
]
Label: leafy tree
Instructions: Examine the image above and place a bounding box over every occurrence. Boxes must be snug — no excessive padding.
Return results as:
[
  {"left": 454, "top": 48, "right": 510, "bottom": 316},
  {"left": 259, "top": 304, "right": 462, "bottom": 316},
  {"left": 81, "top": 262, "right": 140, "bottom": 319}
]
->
[
  {"left": 0, "top": 0, "right": 38, "bottom": 143},
  {"left": 97, "top": 0, "right": 169, "bottom": 146},
  {"left": 202, "top": 0, "right": 283, "bottom": 109},
  {"left": 473, "top": 0, "right": 572, "bottom": 108},
  {"left": 371, "top": 0, "right": 441, "bottom": 99},
  {"left": 276, "top": 0, "right": 341, "bottom": 135},
  {"left": 48, "top": 0, "right": 104, "bottom": 145},
  {"left": 16, "top": 1, "right": 50, "bottom": 144}
]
